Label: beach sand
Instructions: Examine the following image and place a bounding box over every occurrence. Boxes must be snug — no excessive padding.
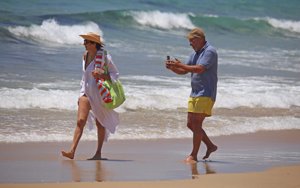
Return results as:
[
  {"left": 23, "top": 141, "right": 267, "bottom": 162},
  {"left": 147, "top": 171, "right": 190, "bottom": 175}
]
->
[{"left": 1, "top": 130, "right": 300, "bottom": 187}]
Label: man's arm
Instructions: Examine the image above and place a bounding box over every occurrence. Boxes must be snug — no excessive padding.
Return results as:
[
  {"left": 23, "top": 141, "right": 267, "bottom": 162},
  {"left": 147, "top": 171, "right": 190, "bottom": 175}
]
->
[
  {"left": 166, "top": 63, "right": 188, "bottom": 75},
  {"left": 166, "top": 59, "right": 206, "bottom": 75}
]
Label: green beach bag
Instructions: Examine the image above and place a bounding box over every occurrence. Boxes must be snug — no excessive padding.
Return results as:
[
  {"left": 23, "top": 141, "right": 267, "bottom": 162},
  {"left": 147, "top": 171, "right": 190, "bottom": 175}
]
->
[
  {"left": 103, "top": 79, "right": 126, "bottom": 109},
  {"left": 95, "top": 49, "right": 125, "bottom": 109}
]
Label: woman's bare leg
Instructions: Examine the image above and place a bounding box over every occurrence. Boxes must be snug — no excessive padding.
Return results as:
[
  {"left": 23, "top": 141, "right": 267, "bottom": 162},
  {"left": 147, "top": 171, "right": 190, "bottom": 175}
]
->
[
  {"left": 89, "top": 120, "right": 105, "bottom": 160},
  {"left": 61, "top": 96, "right": 91, "bottom": 159}
]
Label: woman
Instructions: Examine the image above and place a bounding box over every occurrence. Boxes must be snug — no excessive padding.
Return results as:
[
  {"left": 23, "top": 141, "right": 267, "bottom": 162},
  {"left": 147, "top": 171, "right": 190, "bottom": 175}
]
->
[{"left": 61, "top": 32, "right": 119, "bottom": 160}]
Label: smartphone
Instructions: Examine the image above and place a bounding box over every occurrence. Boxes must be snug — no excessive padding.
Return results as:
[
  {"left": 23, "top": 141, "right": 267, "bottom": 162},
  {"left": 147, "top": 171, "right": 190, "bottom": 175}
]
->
[{"left": 167, "top": 55, "right": 170, "bottom": 60}]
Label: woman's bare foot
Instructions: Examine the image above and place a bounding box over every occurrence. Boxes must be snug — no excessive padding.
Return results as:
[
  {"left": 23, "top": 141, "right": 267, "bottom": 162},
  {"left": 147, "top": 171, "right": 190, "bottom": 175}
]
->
[
  {"left": 203, "top": 145, "right": 218, "bottom": 160},
  {"left": 61, "top": 151, "right": 74, "bottom": 159},
  {"left": 88, "top": 153, "right": 102, "bottom": 160},
  {"left": 185, "top": 155, "right": 198, "bottom": 163}
]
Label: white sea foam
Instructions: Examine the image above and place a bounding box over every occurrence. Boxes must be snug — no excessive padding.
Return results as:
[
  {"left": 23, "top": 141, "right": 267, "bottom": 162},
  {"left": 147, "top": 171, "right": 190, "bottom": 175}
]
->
[
  {"left": 0, "top": 87, "right": 78, "bottom": 110},
  {"left": 120, "top": 76, "right": 300, "bottom": 110},
  {"left": 129, "top": 10, "right": 195, "bottom": 30},
  {"left": 1, "top": 76, "right": 299, "bottom": 143},
  {"left": 265, "top": 17, "right": 300, "bottom": 34},
  {"left": 216, "top": 77, "right": 300, "bottom": 109},
  {"left": 218, "top": 48, "right": 300, "bottom": 73},
  {"left": 7, "top": 19, "right": 103, "bottom": 45},
  {"left": 1, "top": 116, "right": 299, "bottom": 143},
  {"left": 206, "top": 116, "right": 300, "bottom": 137},
  {"left": 252, "top": 17, "right": 300, "bottom": 34},
  {"left": 0, "top": 76, "right": 299, "bottom": 110}
]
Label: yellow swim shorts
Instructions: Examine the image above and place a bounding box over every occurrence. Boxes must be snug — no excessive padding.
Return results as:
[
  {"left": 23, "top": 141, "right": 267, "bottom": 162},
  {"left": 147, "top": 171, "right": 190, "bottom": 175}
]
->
[{"left": 188, "top": 97, "right": 215, "bottom": 116}]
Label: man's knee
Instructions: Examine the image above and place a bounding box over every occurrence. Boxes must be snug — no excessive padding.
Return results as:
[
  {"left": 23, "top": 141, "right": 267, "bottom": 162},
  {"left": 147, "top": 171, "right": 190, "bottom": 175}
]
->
[
  {"left": 187, "top": 122, "right": 193, "bottom": 130},
  {"left": 188, "top": 123, "right": 203, "bottom": 133}
]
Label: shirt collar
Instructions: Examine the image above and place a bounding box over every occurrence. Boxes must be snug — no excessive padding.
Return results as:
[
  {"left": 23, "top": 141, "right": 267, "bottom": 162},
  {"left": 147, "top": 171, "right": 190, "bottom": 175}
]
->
[{"left": 196, "top": 41, "right": 208, "bottom": 54}]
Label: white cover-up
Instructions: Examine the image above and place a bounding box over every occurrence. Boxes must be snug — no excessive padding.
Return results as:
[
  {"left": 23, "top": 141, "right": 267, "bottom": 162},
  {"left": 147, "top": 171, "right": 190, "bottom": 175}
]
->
[{"left": 79, "top": 52, "right": 119, "bottom": 141}]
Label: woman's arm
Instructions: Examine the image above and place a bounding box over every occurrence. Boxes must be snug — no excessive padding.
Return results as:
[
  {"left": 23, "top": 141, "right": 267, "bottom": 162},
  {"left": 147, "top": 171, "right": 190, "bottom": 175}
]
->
[{"left": 92, "top": 53, "right": 119, "bottom": 81}]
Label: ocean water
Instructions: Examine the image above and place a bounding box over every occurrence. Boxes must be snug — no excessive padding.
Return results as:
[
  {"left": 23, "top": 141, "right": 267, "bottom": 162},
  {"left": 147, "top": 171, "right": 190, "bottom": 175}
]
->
[{"left": 0, "top": 0, "right": 300, "bottom": 143}]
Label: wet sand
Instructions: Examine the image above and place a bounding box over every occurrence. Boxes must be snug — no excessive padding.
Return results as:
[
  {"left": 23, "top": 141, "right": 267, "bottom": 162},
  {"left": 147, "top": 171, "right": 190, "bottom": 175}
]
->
[{"left": 0, "top": 130, "right": 300, "bottom": 187}]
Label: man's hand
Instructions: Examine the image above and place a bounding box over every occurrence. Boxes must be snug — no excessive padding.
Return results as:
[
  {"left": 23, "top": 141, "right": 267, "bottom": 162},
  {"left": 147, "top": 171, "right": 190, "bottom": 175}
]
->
[
  {"left": 165, "top": 59, "right": 173, "bottom": 69},
  {"left": 165, "top": 58, "right": 181, "bottom": 69},
  {"left": 173, "top": 58, "right": 182, "bottom": 67}
]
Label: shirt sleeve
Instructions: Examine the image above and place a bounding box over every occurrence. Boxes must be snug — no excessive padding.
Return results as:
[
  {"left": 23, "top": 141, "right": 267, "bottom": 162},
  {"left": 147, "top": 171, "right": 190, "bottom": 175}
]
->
[
  {"left": 199, "top": 49, "right": 217, "bottom": 69},
  {"left": 106, "top": 54, "right": 119, "bottom": 82},
  {"left": 186, "top": 53, "right": 194, "bottom": 65}
]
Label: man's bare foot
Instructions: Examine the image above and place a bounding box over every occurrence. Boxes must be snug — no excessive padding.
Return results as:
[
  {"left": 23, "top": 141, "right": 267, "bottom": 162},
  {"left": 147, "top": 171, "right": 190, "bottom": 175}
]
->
[
  {"left": 61, "top": 151, "right": 74, "bottom": 159},
  {"left": 185, "top": 155, "right": 198, "bottom": 163},
  {"left": 203, "top": 145, "right": 218, "bottom": 160}
]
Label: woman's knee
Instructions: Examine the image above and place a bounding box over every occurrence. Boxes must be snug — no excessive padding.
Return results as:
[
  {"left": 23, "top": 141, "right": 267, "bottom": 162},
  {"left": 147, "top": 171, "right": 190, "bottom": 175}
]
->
[
  {"left": 95, "top": 121, "right": 104, "bottom": 130},
  {"left": 77, "top": 118, "right": 86, "bottom": 129}
]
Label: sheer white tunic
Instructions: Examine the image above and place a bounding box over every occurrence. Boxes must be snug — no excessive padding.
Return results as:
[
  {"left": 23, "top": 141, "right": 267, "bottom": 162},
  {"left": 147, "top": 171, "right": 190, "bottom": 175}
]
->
[{"left": 80, "top": 52, "right": 119, "bottom": 141}]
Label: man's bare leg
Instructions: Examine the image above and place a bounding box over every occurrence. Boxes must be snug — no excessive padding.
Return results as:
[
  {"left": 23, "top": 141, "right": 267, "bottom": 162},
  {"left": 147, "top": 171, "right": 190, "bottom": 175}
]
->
[
  {"left": 61, "top": 96, "right": 91, "bottom": 159},
  {"left": 185, "top": 113, "right": 205, "bottom": 163},
  {"left": 201, "top": 130, "right": 218, "bottom": 160},
  {"left": 202, "top": 146, "right": 218, "bottom": 160}
]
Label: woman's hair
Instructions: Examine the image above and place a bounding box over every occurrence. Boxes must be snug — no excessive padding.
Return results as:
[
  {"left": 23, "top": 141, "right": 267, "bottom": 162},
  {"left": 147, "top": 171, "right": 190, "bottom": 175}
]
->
[{"left": 96, "top": 43, "right": 103, "bottom": 50}]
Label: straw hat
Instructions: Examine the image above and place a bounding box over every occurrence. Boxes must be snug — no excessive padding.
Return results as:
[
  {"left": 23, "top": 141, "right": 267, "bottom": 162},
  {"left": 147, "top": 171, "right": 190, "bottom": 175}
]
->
[
  {"left": 187, "top": 28, "right": 206, "bottom": 40},
  {"left": 79, "top": 32, "right": 104, "bottom": 45}
]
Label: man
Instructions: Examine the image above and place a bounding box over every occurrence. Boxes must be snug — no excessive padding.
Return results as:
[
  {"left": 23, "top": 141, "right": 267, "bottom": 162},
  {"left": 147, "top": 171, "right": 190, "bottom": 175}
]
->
[{"left": 165, "top": 27, "right": 218, "bottom": 162}]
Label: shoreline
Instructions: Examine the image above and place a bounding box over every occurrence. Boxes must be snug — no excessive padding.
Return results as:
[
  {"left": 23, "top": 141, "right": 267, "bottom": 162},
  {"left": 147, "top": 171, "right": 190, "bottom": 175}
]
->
[
  {"left": 1, "top": 130, "right": 300, "bottom": 185},
  {"left": 2, "top": 107, "right": 300, "bottom": 143}
]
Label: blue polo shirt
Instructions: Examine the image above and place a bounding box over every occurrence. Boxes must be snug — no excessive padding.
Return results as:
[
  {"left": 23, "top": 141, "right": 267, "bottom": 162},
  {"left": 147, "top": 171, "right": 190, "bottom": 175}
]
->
[{"left": 186, "top": 42, "right": 218, "bottom": 101}]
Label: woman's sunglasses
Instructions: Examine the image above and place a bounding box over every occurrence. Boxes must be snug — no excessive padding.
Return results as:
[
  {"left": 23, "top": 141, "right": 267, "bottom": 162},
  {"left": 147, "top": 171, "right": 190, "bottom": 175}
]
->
[{"left": 84, "top": 40, "right": 95, "bottom": 45}]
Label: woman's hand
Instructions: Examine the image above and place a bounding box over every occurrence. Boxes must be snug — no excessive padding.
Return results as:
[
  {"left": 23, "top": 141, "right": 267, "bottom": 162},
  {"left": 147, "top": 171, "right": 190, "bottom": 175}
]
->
[
  {"left": 92, "top": 68, "right": 110, "bottom": 80},
  {"left": 92, "top": 68, "right": 105, "bottom": 79}
]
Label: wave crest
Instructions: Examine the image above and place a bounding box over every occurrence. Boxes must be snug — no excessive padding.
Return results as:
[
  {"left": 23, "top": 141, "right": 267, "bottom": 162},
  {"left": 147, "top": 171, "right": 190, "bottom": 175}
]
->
[
  {"left": 129, "top": 10, "right": 195, "bottom": 30},
  {"left": 0, "top": 87, "right": 78, "bottom": 110},
  {"left": 266, "top": 17, "right": 300, "bottom": 33},
  {"left": 7, "top": 19, "right": 103, "bottom": 45}
]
